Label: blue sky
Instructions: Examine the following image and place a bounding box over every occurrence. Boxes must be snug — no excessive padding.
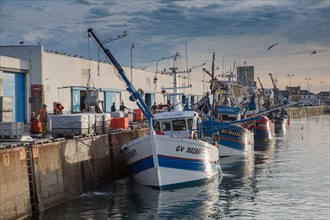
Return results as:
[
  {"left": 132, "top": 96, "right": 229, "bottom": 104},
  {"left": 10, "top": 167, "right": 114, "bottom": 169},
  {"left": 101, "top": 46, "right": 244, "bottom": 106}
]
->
[{"left": 0, "top": 0, "right": 329, "bottom": 93}]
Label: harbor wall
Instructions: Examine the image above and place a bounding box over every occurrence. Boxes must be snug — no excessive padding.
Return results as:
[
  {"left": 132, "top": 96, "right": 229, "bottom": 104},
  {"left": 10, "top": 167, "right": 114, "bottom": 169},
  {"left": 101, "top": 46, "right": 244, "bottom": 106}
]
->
[
  {"left": 0, "top": 147, "right": 31, "bottom": 220},
  {"left": 0, "top": 128, "right": 149, "bottom": 220},
  {"left": 286, "top": 106, "right": 329, "bottom": 118}
]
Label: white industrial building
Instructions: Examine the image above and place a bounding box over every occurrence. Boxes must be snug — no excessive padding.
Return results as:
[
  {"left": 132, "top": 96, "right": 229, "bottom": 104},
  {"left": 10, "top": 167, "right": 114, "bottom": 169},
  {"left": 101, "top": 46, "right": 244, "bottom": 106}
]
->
[{"left": 0, "top": 45, "right": 207, "bottom": 123}]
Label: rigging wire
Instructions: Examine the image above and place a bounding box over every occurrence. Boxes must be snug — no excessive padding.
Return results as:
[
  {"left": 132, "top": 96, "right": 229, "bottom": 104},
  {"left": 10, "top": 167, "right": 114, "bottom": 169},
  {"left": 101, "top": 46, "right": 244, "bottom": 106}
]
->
[{"left": 87, "top": 36, "right": 96, "bottom": 88}]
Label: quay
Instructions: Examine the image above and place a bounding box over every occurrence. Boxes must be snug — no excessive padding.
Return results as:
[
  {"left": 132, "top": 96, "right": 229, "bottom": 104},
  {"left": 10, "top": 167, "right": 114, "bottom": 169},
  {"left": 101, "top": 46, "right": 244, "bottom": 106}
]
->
[
  {"left": 0, "top": 105, "right": 329, "bottom": 220},
  {"left": 286, "top": 105, "right": 330, "bottom": 118},
  {"left": 0, "top": 128, "right": 148, "bottom": 220}
]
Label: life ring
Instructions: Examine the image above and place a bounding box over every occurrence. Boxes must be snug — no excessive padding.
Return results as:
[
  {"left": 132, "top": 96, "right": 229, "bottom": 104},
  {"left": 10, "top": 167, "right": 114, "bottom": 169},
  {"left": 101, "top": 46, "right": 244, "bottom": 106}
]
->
[
  {"left": 193, "top": 131, "right": 198, "bottom": 140},
  {"left": 137, "top": 88, "right": 144, "bottom": 96},
  {"left": 54, "top": 108, "right": 60, "bottom": 115},
  {"left": 211, "top": 133, "right": 219, "bottom": 145}
]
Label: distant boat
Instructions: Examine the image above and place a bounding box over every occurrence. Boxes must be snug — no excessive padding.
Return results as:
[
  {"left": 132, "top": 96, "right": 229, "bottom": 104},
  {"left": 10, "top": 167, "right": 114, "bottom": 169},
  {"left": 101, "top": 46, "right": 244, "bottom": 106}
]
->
[
  {"left": 244, "top": 114, "right": 275, "bottom": 142},
  {"left": 274, "top": 115, "right": 289, "bottom": 133},
  {"left": 196, "top": 54, "right": 255, "bottom": 157},
  {"left": 202, "top": 105, "right": 254, "bottom": 157}
]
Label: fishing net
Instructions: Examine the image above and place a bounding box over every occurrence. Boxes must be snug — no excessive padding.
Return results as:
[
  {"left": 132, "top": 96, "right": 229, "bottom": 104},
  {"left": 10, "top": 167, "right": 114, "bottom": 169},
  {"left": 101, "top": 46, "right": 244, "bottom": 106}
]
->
[{"left": 84, "top": 88, "right": 99, "bottom": 106}]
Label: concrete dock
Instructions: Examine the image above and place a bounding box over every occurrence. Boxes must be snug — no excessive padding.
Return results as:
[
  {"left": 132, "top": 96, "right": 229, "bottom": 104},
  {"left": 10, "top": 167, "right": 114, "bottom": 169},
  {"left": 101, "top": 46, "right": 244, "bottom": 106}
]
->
[{"left": 0, "top": 129, "right": 148, "bottom": 220}]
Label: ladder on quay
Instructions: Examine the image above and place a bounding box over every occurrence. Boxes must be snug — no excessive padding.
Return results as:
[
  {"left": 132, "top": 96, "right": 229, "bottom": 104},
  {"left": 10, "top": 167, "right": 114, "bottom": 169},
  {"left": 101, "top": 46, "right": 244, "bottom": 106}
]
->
[{"left": 25, "top": 145, "right": 38, "bottom": 216}]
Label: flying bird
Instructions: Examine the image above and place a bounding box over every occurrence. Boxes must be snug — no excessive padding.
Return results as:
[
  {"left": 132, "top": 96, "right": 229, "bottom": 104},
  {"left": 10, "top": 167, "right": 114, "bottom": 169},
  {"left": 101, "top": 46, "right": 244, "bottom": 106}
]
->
[
  {"left": 267, "top": 43, "right": 278, "bottom": 51},
  {"left": 311, "top": 50, "right": 317, "bottom": 55},
  {"left": 19, "top": 41, "right": 24, "bottom": 44}
]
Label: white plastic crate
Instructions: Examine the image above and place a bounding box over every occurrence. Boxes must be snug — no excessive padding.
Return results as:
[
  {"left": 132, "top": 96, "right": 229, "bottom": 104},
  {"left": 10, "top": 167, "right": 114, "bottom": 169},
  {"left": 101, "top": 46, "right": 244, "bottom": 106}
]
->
[
  {"left": 103, "top": 113, "right": 111, "bottom": 133},
  {"left": 50, "top": 114, "right": 90, "bottom": 136},
  {"left": 0, "top": 122, "right": 24, "bottom": 138}
]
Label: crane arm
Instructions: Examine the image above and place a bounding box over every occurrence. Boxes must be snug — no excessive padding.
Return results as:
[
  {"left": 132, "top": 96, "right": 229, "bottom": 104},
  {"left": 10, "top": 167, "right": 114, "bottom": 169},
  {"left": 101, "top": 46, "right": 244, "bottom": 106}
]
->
[
  {"left": 87, "top": 28, "right": 154, "bottom": 124},
  {"left": 257, "top": 77, "right": 266, "bottom": 97}
]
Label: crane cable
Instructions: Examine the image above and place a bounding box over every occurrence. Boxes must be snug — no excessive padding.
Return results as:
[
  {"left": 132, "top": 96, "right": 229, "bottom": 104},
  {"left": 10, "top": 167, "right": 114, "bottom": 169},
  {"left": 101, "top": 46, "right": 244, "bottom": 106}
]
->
[{"left": 87, "top": 36, "right": 96, "bottom": 88}]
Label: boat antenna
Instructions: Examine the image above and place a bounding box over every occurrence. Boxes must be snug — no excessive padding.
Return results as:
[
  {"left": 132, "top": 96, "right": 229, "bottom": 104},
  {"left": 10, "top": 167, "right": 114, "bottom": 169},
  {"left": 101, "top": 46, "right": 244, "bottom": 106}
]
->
[{"left": 185, "top": 42, "right": 189, "bottom": 84}]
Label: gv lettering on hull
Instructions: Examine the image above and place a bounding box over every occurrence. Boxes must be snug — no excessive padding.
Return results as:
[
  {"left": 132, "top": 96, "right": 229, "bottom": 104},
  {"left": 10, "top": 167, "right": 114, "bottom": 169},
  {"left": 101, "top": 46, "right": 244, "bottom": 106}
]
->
[
  {"left": 220, "top": 128, "right": 241, "bottom": 137},
  {"left": 176, "top": 145, "right": 203, "bottom": 155},
  {"left": 126, "top": 149, "right": 137, "bottom": 159}
]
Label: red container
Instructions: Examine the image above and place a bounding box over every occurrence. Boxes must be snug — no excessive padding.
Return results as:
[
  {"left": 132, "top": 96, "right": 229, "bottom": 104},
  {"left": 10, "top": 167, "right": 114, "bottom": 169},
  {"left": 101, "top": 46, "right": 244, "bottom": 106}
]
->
[
  {"left": 133, "top": 109, "right": 143, "bottom": 121},
  {"left": 111, "top": 117, "right": 129, "bottom": 129}
]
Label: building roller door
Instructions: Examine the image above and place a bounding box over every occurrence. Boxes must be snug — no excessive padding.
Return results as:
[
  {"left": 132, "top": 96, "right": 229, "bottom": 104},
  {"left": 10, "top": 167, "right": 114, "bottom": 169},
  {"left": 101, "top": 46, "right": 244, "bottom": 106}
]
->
[{"left": 2, "top": 72, "right": 25, "bottom": 122}]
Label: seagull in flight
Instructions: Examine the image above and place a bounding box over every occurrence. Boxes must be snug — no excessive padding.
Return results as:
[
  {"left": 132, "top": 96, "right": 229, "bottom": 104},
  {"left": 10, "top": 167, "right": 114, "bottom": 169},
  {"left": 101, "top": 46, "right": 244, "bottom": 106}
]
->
[
  {"left": 311, "top": 50, "right": 317, "bottom": 55},
  {"left": 267, "top": 43, "right": 278, "bottom": 51}
]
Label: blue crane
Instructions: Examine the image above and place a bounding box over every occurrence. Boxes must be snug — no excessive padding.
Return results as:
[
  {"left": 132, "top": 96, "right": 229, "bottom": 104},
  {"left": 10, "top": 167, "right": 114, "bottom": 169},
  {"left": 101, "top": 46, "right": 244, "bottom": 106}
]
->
[{"left": 87, "top": 28, "right": 155, "bottom": 125}]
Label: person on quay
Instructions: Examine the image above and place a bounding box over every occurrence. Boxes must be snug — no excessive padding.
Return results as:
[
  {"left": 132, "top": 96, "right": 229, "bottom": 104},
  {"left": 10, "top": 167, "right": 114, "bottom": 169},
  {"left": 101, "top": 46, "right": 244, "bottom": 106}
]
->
[
  {"left": 120, "top": 102, "right": 128, "bottom": 112},
  {"left": 54, "top": 102, "right": 64, "bottom": 115},
  {"left": 151, "top": 102, "right": 158, "bottom": 114},
  {"left": 111, "top": 102, "right": 116, "bottom": 112},
  {"left": 39, "top": 104, "right": 48, "bottom": 138}
]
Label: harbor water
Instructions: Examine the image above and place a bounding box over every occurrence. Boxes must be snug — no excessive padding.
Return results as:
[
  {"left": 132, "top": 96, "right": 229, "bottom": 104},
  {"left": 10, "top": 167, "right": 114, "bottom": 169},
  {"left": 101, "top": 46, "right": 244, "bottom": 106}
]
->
[{"left": 38, "top": 114, "right": 330, "bottom": 219}]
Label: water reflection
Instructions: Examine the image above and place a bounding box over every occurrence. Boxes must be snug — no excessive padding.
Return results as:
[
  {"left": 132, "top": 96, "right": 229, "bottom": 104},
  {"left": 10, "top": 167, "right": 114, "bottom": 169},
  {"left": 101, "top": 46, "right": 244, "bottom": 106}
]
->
[
  {"left": 217, "top": 154, "right": 256, "bottom": 218},
  {"left": 38, "top": 115, "right": 329, "bottom": 219},
  {"left": 39, "top": 175, "right": 222, "bottom": 220}
]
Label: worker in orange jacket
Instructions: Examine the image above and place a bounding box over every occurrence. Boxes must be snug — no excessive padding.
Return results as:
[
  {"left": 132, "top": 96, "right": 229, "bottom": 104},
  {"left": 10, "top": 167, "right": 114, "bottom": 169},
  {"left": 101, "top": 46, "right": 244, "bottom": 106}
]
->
[{"left": 39, "top": 104, "right": 48, "bottom": 138}]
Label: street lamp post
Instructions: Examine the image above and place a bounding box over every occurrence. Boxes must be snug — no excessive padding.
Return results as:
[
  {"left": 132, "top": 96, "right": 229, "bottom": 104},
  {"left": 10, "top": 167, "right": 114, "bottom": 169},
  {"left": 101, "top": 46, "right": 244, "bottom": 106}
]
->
[
  {"left": 155, "top": 52, "right": 180, "bottom": 74},
  {"left": 305, "top": 78, "right": 311, "bottom": 91},
  {"left": 287, "top": 74, "right": 294, "bottom": 100},
  {"left": 320, "top": 81, "right": 325, "bottom": 105},
  {"left": 131, "top": 44, "right": 135, "bottom": 83},
  {"left": 203, "top": 71, "right": 208, "bottom": 95}
]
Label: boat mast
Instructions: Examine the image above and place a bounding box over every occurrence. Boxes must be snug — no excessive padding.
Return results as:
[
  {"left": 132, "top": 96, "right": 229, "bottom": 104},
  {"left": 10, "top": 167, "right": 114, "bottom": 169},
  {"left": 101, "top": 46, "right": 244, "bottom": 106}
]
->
[
  {"left": 269, "top": 73, "right": 279, "bottom": 107},
  {"left": 87, "top": 28, "right": 154, "bottom": 124},
  {"left": 161, "top": 53, "right": 194, "bottom": 112}
]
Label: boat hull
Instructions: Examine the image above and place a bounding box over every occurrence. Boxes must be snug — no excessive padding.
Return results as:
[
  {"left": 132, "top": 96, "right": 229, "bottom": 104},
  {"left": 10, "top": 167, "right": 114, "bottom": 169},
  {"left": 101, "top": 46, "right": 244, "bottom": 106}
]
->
[
  {"left": 122, "top": 134, "right": 221, "bottom": 189},
  {"left": 245, "top": 114, "right": 275, "bottom": 142},
  {"left": 202, "top": 121, "right": 254, "bottom": 157},
  {"left": 274, "top": 116, "right": 288, "bottom": 133}
]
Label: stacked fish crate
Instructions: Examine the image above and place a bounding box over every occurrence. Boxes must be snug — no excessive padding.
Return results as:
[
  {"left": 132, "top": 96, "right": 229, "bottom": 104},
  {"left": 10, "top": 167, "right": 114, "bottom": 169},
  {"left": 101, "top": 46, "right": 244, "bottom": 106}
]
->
[
  {"left": 50, "top": 113, "right": 111, "bottom": 138},
  {"left": 0, "top": 122, "right": 24, "bottom": 139},
  {"left": 0, "top": 96, "right": 13, "bottom": 122}
]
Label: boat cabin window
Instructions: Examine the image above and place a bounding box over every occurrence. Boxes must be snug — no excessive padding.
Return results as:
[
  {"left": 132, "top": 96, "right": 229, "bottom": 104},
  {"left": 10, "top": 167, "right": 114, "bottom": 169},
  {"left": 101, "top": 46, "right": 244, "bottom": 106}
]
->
[
  {"left": 161, "top": 121, "right": 172, "bottom": 131},
  {"left": 187, "top": 119, "right": 193, "bottom": 130},
  {"left": 172, "top": 119, "right": 186, "bottom": 131},
  {"left": 221, "top": 114, "right": 237, "bottom": 121}
]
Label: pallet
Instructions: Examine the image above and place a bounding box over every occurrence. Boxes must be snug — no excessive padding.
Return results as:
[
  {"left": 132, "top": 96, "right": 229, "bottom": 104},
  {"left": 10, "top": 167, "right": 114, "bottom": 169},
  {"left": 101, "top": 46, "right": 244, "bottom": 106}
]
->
[
  {"left": 52, "top": 138, "right": 65, "bottom": 142},
  {"left": 0, "top": 143, "right": 18, "bottom": 149},
  {"left": 0, "top": 135, "right": 21, "bottom": 139},
  {"left": 30, "top": 139, "right": 53, "bottom": 145}
]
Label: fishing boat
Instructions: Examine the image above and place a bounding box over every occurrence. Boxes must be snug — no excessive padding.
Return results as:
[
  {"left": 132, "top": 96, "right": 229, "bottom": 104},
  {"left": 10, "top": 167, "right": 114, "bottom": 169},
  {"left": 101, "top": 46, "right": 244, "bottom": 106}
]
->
[
  {"left": 123, "top": 111, "right": 220, "bottom": 189},
  {"left": 273, "top": 114, "right": 289, "bottom": 132},
  {"left": 87, "top": 28, "right": 221, "bottom": 189},
  {"left": 196, "top": 54, "right": 255, "bottom": 157},
  {"left": 202, "top": 104, "right": 254, "bottom": 157},
  {"left": 241, "top": 93, "right": 275, "bottom": 142},
  {"left": 245, "top": 113, "right": 275, "bottom": 142},
  {"left": 255, "top": 74, "right": 290, "bottom": 134}
]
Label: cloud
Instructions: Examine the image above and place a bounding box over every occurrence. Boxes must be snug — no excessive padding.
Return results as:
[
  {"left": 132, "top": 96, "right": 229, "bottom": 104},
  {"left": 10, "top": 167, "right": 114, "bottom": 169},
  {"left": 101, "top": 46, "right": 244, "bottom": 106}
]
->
[{"left": 0, "top": 0, "right": 329, "bottom": 92}]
